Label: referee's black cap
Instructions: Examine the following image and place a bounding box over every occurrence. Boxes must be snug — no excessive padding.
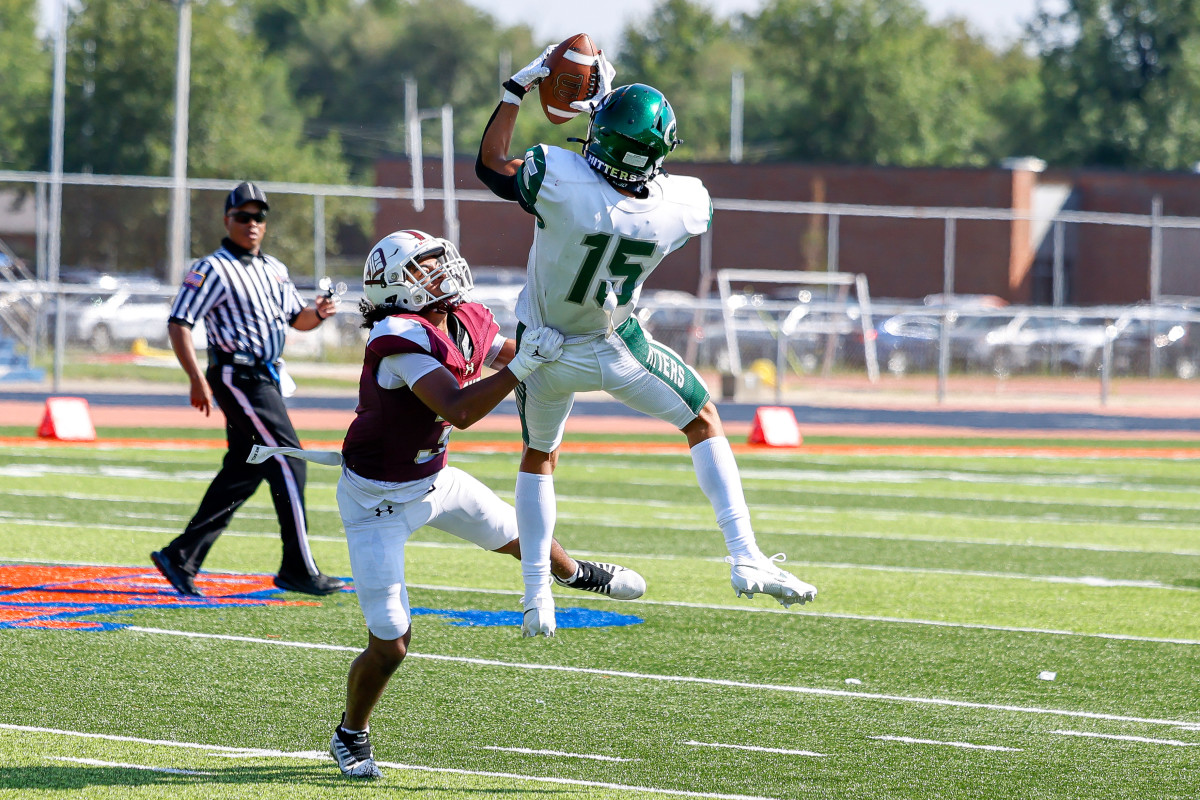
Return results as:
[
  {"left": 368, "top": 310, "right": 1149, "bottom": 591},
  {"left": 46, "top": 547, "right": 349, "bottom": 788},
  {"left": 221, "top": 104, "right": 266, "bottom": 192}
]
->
[{"left": 225, "top": 181, "right": 270, "bottom": 212}]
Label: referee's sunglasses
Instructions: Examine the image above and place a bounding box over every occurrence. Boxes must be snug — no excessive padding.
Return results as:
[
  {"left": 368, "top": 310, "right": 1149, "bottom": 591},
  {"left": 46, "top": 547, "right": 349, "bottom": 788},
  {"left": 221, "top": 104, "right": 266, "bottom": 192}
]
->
[{"left": 227, "top": 209, "right": 268, "bottom": 224}]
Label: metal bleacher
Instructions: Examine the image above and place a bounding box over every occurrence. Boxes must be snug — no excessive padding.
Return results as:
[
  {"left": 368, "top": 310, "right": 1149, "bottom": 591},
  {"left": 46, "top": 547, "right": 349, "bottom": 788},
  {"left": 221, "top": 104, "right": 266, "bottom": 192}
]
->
[{"left": 0, "top": 239, "right": 45, "bottom": 383}]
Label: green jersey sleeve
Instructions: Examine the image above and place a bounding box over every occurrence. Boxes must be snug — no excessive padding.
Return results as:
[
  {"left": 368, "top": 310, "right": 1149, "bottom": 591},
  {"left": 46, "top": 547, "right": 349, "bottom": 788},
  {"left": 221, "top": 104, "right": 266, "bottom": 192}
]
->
[{"left": 517, "top": 145, "right": 550, "bottom": 208}]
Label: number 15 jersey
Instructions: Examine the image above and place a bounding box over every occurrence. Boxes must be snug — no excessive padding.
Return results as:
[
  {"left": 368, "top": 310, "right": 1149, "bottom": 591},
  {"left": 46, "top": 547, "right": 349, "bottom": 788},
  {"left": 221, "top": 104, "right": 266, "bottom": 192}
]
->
[{"left": 515, "top": 144, "right": 712, "bottom": 338}]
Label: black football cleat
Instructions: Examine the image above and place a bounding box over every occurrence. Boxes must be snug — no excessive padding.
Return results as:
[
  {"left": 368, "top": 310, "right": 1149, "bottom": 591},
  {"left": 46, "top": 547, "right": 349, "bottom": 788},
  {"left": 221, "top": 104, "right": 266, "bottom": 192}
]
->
[
  {"left": 273, "top": 571, "right": 346, "bottom": 596},
  {"left": 151, "top": 550, "right": 201, "bottom": 597}
]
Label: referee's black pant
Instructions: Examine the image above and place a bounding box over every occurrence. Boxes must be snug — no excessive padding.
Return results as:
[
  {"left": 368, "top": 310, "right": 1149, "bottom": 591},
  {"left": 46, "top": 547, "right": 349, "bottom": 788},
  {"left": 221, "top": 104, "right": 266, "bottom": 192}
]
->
[{"left": 164, "top": 363, "right": 320, "bottom": 579}]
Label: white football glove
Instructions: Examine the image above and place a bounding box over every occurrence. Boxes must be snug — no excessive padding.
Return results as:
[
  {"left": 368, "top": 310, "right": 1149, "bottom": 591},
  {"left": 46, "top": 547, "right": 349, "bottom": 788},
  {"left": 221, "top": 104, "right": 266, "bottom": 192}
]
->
[
  {"left": 509, "top": 45, "right": 555, "bottom": 92},
  {"left": 507, "top": 326, "right": 564, "bottom": 381},
  {"left": 570, "top": 50, "right": 616, "bottom": 114}
]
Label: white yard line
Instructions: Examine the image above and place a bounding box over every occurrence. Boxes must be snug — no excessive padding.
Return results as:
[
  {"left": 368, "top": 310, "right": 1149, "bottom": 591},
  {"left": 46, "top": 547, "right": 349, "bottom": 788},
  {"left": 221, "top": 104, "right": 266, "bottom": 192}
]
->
[
  {"left": 1052, "top": 730, "right": 1200, "bottom": 746},
  {"left": 6, "top": 526, "right": 1197, "bottom": 592},
  {"left": 7, "top": 486, "right": 1200, "bottom": 554},
  {"left": 44, "top": 755, "right": 214, "bottom": 775},
  {"left": 10, "top": 477, "right": 1200, "bottom": 516},
  {"left": 122, "top": 627, "right": 1200, "bottom": 728},
  {"left": 683, "top": 741, "right": 826, "bottom": 757},
  {"left": 747, "top": 524, "right": 1200, "bottom": 556},
  {"left": 0, "top": 520, "right": 346, "bottom": 543},
  {"left": 409, "top": 582, "right": 1200, "bottom": 645},
  {"left": 3, "top": 724, "right": 779, "bottom": 800},
  {"left": 481, "top": 745, "right": 635, "bottom": 762},
  {"left": 3, "top": 724, "right": 253, "bottom": 752},
  {"left": 869, "top": 735, "right": 1021, "bottom": 752}
]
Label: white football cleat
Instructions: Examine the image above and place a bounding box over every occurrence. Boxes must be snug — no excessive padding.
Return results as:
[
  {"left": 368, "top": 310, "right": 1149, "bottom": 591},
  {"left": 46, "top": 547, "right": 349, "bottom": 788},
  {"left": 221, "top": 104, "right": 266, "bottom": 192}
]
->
[
  {"left": 522, "top": 594, "right": 557, "bottom": 637},
  {"left": 553, "top": 559, "right": 646, "bottom": 600},
  {"left": 728, "top": 553, "right": 817, "bottom": 608}
]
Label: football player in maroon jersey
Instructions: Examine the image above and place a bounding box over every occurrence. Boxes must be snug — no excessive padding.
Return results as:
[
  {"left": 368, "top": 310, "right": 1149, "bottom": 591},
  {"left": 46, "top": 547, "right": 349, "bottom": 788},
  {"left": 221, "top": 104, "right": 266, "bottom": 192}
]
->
[{"left": 329, "top": 230, "right": 645, "bottom": 779}]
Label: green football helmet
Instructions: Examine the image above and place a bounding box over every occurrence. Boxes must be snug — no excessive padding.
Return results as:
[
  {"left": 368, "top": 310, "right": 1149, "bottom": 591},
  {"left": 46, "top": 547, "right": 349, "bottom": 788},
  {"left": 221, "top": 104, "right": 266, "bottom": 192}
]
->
[{"left": 583, "top": 84, "right": 680, "bottom": 187}]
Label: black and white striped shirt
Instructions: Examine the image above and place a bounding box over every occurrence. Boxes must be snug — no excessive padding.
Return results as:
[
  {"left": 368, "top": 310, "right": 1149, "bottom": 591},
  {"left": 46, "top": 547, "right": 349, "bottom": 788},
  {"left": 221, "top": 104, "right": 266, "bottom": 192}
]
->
[{"left": 169, "top": 238, "right": 305, "bottom": 363}]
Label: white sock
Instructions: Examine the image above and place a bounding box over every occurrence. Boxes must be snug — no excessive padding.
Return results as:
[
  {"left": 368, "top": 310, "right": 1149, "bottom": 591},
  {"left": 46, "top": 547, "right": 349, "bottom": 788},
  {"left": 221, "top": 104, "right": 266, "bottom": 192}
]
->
[
  {"left": 515, "top": 472, "right": 556, "bottom": 604},
  {"left": 690, "top": 436, "right": 764, "bottom": 563}
]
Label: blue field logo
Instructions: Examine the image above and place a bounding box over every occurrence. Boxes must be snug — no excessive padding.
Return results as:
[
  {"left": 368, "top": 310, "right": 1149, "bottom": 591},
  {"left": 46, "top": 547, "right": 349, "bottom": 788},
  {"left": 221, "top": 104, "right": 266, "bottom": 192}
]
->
[
  {"left": 0, "top": 564, "right": 643, "bottom": 631},
  {"left": 412, "top": 606, "right": 643, "bottom": 629}
]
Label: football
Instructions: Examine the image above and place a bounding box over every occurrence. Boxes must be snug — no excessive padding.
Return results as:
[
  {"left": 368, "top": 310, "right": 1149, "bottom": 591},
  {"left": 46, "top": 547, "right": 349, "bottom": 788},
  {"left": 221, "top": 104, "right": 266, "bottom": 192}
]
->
[{"left": 539, "top": 33, "right": 600, "bottom": 124}]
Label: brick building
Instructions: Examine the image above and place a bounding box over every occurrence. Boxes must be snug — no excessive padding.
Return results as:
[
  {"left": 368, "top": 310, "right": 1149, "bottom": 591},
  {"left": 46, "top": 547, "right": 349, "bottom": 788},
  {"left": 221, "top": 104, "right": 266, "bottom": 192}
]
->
[{"left": 375, "top": 157, "right": 1200, "bottom": 305}]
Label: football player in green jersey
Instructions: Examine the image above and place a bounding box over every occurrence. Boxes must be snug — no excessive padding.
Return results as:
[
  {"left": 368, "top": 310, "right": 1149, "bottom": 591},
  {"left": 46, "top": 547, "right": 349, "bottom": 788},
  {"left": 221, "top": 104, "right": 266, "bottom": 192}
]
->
[{"left": 477, "top": 49, "right": 818, "bottom": 637}]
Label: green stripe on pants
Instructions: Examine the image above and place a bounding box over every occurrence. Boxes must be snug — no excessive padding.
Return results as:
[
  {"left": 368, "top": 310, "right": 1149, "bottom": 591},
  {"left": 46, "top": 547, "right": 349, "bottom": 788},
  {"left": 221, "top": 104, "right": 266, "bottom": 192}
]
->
[{"left": 615, "top": 317, "right": 710, "bottom": 415}]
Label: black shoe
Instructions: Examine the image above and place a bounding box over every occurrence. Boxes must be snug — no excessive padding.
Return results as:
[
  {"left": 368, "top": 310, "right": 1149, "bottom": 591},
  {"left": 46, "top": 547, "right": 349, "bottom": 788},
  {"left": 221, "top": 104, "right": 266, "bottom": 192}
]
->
[
  {"left": 151, "top": 550, "right": 201, "bottom": 597},
  {"left": 273, "top": 571, "right": 346, "bottom": 596},
  {"left": 552, "top": 559, "right": 646, "bottom": 600}
]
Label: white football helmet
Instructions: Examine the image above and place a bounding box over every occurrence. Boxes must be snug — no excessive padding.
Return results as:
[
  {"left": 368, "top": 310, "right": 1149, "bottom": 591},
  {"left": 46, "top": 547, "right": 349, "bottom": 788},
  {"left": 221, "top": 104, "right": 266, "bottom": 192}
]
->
[{"left": 362, "top": 229, "right": 473, "bottom": 311}]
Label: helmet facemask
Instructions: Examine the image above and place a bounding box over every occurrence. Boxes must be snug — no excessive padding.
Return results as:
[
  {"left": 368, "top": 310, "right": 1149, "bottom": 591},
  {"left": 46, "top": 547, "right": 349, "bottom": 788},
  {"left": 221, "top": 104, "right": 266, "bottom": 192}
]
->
[{"left": 363, "top": 232, "right": 474, "bottom": 313}]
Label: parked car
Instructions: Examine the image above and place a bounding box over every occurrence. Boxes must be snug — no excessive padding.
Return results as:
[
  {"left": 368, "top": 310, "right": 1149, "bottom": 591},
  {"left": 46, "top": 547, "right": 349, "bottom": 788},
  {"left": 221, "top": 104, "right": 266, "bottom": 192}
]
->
[
  {"left": 69, "top": 286, "right": 171, "bottom": 352},
  {"left": 1108, "top": 307, "right": 1200, "bottom": 379},
  {"left": 875, "top": 310, "right": 1016, "bottom": 375},
  {"left": 980, "top": 313, "right": 1099, "bottom": 374}
]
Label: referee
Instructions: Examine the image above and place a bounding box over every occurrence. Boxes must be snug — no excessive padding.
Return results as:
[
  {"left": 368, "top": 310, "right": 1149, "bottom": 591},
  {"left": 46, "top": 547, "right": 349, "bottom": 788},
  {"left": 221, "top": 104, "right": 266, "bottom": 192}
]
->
[{"left": 151, "top": 181, "right": 345, "bottom": 597}]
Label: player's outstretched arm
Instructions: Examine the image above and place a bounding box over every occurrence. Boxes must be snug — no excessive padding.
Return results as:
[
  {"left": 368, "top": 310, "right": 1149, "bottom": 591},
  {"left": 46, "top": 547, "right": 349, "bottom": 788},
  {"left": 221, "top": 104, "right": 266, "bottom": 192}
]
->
[
  {"left": 410, "top": 327, "right": 564, "bottom": 429},
  {"left": 476, "top": 45, "right": 552, "bottom": 196},
  {"left": 478, "top": 102, "right": 523, "bottom": 180}
]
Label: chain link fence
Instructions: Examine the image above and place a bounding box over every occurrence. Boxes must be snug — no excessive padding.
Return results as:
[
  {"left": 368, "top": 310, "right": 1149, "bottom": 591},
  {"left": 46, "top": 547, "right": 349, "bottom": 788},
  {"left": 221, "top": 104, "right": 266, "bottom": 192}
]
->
[{"left": 3, "top": 171, "right": 1199, "bottom": 404}]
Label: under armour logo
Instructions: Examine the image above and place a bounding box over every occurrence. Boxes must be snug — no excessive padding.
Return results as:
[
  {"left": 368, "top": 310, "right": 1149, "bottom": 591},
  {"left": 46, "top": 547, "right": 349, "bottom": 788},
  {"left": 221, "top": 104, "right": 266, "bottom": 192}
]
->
[{"left": 375, "top": 505, "right": 394, "bottom": 516}]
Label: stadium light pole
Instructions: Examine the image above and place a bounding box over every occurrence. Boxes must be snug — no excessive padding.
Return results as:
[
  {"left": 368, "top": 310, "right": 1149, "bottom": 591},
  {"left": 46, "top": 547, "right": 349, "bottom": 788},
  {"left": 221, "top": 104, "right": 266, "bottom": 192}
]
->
[
  {"left": 403, "top": 79, "right": 459, "bottom": 245},
  {"left": 730, "top": 70, "right": 744, "bottom": 164},
  {"left": 440, "top": 104, "right": 458, "bottom": 248},
  {"left": 48, "top": 0, "right": 68, "bottom": 391},
  {"left": 167, "top": 0, "right": 192, "bottom": 282},
  {"left": 405, "top": 77, "right": 424, "bottom": 212}
]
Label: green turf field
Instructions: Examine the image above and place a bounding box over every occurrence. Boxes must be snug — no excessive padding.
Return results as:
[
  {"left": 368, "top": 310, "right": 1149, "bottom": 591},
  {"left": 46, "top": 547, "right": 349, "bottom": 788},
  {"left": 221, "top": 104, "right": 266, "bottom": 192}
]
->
[{"left": 1, "top": 429, "right": 1198, "bottom": 799}]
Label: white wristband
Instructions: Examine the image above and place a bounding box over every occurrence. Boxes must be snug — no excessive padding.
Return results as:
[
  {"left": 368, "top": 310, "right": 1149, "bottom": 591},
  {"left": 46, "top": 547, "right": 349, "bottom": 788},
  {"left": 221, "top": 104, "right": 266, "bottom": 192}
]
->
[
  {"left": 502, "top": 90, "right": 523, "bottom": 106},
  {"left": 507, "top": 356, "right": 535, "bottom": 383}
]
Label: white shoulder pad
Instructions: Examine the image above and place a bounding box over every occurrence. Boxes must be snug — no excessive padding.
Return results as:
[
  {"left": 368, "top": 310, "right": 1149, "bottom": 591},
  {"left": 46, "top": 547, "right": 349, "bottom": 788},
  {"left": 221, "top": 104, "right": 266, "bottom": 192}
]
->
[
  {"left": 368, "top": 315, "right": 432, "bottom": 353},
  {"left": 659, "top": 174, "right": 713, "bottom": 237}
]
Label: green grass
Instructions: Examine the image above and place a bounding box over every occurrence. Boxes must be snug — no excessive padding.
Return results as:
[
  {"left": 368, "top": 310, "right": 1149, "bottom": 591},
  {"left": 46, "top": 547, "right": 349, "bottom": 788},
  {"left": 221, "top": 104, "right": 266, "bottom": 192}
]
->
[{"left": 2, "top": 433, "right": 1199, "bottom": 799}]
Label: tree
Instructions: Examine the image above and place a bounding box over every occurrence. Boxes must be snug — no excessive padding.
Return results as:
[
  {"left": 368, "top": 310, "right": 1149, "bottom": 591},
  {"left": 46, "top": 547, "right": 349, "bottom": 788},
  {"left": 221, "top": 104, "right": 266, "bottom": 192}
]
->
[
  {"left": 944, "top": 18, "right": 1045, "bottom": 165},
  {"left": 58, "top": 0, "right": 357, "bottom": 276},
  {"left": 618, "top": 0, "right": 746, "bottom": 161},
  {"left": 251, "top": 0, "right": 566, "bottom": 175},
  {"left": 743, "top": 0, "right": 996, "bottom": 166},
  {"left": 1030, "top": 0, "right": 1200, "bottom": 169},
  {"left": 0, "top": 0, "right": 51, "bottom": 170}
]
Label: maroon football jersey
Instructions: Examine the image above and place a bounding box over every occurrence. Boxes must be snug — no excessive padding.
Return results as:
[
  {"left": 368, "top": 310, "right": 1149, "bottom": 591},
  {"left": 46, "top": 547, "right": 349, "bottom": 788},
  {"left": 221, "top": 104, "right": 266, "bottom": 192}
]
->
[{"left": 342, "top": 302, "right": 500, "bottom": 482}]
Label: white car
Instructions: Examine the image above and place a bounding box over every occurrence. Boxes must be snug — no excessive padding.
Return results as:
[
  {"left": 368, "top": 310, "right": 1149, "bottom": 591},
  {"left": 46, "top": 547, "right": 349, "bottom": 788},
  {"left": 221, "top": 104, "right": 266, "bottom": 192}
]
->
[{"left": 73, "top": 289, "right": 171, "bottom": 352}]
